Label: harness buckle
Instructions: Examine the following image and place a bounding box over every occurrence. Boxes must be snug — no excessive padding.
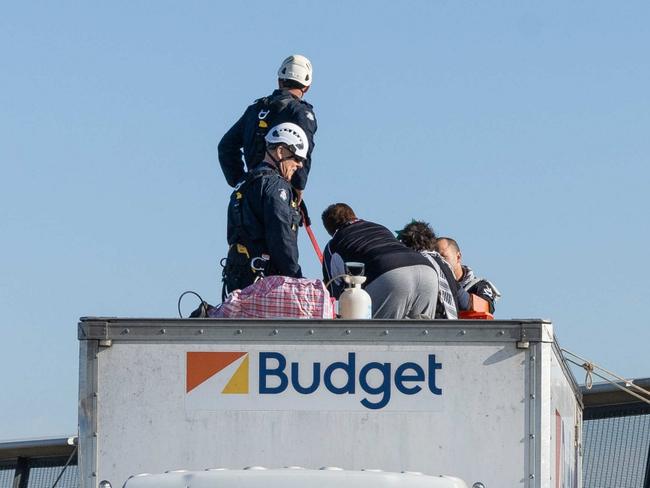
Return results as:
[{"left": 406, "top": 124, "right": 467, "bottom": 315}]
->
[{"left": 250, "top": 254, "right": 270, "bottom": 272}]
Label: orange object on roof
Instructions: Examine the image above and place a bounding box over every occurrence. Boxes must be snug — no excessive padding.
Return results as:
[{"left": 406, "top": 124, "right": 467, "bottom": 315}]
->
[{"left": 458, "top": 294, "right": 494, "bottom": 320}]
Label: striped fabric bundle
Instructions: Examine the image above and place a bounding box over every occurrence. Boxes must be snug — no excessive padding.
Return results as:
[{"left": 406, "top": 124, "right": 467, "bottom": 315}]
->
[{"left": 210, "top": 275, "right": 335, "bottom": 319}]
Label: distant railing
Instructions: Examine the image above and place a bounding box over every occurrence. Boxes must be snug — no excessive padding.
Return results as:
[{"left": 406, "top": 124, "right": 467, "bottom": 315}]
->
[
  {"left": 0, "top": 437, "right": 77, "bottom": 488},
  {"left": 582, "top": 378, "right": 650, "bottom": 488}
]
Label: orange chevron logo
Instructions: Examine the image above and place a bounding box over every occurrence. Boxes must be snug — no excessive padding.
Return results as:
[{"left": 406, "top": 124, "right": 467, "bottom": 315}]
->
[{"left": 186, "top": 352, "right": 249, "bottom": 394}]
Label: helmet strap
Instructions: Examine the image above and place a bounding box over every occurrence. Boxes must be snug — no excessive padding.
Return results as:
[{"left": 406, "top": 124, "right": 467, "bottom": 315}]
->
[{"left": 266, "top": 146, "right": 297, "bottom": 166}]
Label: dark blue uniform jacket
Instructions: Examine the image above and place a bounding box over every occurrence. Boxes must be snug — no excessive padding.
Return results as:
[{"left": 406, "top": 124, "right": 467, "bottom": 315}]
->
[
  {"left": 218, "top": 89, "right": 317, "bottom": 191},
  {"left": 227, "top": 162, "right": 302, "bottom": 279}
]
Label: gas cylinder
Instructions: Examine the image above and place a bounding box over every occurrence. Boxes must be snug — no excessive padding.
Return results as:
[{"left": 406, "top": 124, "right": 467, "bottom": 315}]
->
[{"left": 338, "top": 262, "right": 372, "bottom": 319}]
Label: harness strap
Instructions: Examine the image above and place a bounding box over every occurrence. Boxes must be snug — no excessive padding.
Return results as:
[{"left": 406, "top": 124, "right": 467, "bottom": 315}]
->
[
  {"left": 251, "top": 96, "right": 294, "bottom": 163},
  {"left": 229, "top": 169, "right": 274, "bottom": 246}
]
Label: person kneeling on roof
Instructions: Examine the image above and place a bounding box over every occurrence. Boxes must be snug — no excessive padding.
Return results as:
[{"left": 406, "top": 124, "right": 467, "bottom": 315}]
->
[
  {"left": 397, "top": 220, "right": 469, "bottom": 319},
  {"left": 321, "top": 203, "right": 439, "bottom": 319},
  {"left": 222, "top": 122, "right": 306, "bottom": 298},
  {"left": 434, "top": 237, "right": 501, "bottom": 314}
]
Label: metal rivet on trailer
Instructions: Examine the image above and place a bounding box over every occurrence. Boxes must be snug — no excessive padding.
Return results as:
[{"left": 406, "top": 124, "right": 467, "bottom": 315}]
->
[
  {"left": 383, "top": 330, "right": 390, "bottom": 335},
  {"left": 459, "top": 330, "right": 467, "bottom": 336},
  {"left": 198, "top": 329, "right": 204, "bottom": 335},
  {"left": 121, "top": 328, "right": 130, "bottom": 334},
  {"left": 272, "top": 329, "right": 279, "bottom": 335},
  {"left": 530, "top": 355, "right": 536, "bottom": 361},
  {"left": 530, "top": 394, "right": 536, "bottom": 399},
  {"left": 530, "top": 434, "right": 535, "bottom": 439},
  {"left": 422, "top": 330, "right": 429, "bottom": 335},
  {"left": 472, "top": 483, "right": 486, "bottom": 488},
  {"left": 236, "top": 329, "right": 243, "bottom": 335},
  {"left": 308, "top": 329, "right": 315, "bottom": 335},
  {"left": 345, "top": 329, "right": 352, "bottom": 335},
  {"left": 91, "top": 472, "right": 97, "bottom": 477},
  {"left": 159, "top": 328, "right": 166, "bottom": 334},
  {"left": 498, "top": 330, "right": 505, "bottom": 335},
  {"left": 529, "top": 474, "right": 535, "bottom": 479}
]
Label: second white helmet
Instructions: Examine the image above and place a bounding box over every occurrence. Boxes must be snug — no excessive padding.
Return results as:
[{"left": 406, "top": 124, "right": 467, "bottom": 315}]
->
[
  {"left": 277, "top": 54, "right": 312, "bottom": 87},
  {"left": 265, "top": 122, "right": 309, "bottom": 160}
]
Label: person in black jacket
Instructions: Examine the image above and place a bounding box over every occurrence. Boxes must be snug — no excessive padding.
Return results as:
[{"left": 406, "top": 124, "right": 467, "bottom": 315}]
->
[
  {"left": 222, "top": 123, "right": 308, "bottom": 296},
  {"left": 321, "top": 203, "right": 439, "bottom": 319},
  {"left": 218, "top": 55, "right": 317, "bottom": 201}
]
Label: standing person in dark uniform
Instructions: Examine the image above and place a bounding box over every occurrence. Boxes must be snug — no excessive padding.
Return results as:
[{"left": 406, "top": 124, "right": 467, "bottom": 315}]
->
[
  {"left": 222, "top": 123, "right": 307, "bottom": 297},
  {"left": 321, "top": 203, "right": 439, "bottom": 319},
  {"left": 218, "top": 55, "right": 317, "bottom": 203}
]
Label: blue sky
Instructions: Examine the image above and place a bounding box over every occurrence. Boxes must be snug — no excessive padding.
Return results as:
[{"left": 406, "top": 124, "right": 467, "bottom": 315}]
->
[{"left": 1, "top": 1, "right": 649, "bottom": 439}]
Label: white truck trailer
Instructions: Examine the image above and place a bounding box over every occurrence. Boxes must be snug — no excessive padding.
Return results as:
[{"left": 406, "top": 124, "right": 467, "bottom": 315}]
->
[{"left": 78, "top": 318, "right": 582, "bottom": 488}]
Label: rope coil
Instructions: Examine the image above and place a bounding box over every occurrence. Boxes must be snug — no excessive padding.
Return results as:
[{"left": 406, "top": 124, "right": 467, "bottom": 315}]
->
[{"left": 582, "top": 362, "right": 595, "bottom": 389}]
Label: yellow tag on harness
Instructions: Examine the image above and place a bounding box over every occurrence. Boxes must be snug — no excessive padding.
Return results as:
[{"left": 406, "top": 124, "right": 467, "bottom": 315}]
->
[
  {"left": 236, "top": 244, "right": 250, "bottom": 258},
  {"left": 259, "top": 120, "right": 268, "bottom": 128}
]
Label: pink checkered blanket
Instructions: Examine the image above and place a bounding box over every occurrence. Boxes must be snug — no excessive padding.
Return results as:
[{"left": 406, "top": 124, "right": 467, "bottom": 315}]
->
[{"left": 210, "top": 276, "right": 334, "bottom": 319}]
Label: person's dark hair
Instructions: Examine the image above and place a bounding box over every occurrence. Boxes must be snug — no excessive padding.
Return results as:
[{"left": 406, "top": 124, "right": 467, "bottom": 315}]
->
[
  {"left": 279, "top": 78, "right": 308, "bottom": 90},
  {"left": 397, "top": 220, "right": 437, "bottom": 251},
  {"left": 436, "top": 237, "right": 461, "bottom": 253},
  {"left": 322, "top": 203, "right": 357, "bottom": 236}
]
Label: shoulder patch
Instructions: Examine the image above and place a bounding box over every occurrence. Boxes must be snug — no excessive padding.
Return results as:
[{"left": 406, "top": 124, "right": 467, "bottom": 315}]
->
[
  {"left": 279, "top": 188, "right": 288, "bottom": 201},
  {"left": 306, "top": 111, "right": 315, "bottom": 121}
]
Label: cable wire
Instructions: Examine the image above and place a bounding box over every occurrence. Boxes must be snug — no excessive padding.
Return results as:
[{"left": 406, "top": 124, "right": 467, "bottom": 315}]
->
[
  {"left": 177, "top": 290, "right": 206, "bottom": 318},
  {"left": 50, "top": 445, "right": 78, "bottom": 488}
]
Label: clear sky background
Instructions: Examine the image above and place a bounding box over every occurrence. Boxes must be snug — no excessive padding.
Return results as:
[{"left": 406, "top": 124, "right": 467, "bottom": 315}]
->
[{"left": 1, "top": 1, "right": 649, "bottom": 440}]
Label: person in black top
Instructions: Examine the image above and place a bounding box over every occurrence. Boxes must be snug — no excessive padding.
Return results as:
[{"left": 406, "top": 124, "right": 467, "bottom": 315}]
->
[
  {"left": 222, "top": 123, "right": 307, "bottom": 297},
  {"left": 321, "top": 203, "right": 439, "bottom": 319},
  {"left": 218, "top": 55, "right": 317, "bottom": 201}
]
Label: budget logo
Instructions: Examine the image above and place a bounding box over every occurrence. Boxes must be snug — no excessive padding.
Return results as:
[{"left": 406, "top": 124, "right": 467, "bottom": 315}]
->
[
  {"left": 185, "top": 349, "right": 445, "bottom": 413},
  {"left": 186, "top": 352, "right": 249, "bottom": 394}
]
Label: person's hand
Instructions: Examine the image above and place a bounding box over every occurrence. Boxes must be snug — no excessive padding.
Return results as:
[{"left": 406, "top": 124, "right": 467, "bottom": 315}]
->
[
  {"left": 298, "top": 199, "right": 311, "bottom": 227},
  {"left": 293, "top": 188, "right": 303, "bottom": 205}
]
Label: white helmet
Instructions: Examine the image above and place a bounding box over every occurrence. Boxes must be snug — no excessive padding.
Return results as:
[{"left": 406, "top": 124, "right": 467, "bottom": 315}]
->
[
  {"left": 277, "top": 54, "right": 313, "bottom": 87},
  {"left": 265, "top": 122, "right": 309, "bottom": 160}
]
